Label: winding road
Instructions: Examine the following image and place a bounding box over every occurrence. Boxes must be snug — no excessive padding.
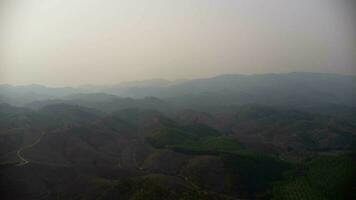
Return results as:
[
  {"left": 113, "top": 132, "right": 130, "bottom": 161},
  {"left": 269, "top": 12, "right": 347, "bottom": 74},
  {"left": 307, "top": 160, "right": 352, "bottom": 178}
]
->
[{"left": 16, "top": 131, "right": 46, "bottom": 166}]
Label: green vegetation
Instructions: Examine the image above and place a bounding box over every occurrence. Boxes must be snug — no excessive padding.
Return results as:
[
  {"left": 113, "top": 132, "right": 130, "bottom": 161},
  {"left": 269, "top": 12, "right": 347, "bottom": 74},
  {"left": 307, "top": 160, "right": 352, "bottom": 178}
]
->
[
  {"left": 145, "top": 122, "right": 221, "bottom": 148},
  {"left": 272, "top": 178, "right": 325, "bottom": 200},
  {"left": 272, "top": 154, "right": 355, "bottom": 200},
  {"left": 145, "top": 122, "right": 292, "bottom": 198},
  {"left": 181, "top": 124, "right": 221, "bottom": 138},
  {"left": 1, "top": 101, "right": 355, "bottom": 199},
  {"left": 95, "top": 174, "right": 235, "bottom": 200},
  {"left": 229, "top": 105, "right": 356, "bottom": 150},
  {"left": 222, "top": 153, "right": 291, "bottom": 196},
  {"left": 145, "top": 121, "right": 242, "bottom": 154},
  {"left": 168, "top": 136, "right": 244, "bottom": 155},
  {"left": 307, "top": 155, "right": 355, "bottom": 199},
  {"left": 146, "top": 127, "right": 195, "bottom": 148}
]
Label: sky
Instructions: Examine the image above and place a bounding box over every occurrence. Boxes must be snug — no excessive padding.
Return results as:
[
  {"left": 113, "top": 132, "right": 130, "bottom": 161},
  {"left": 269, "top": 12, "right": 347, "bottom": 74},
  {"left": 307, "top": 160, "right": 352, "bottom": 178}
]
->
[{"left": 0, "top": 0, "right": 355, "bottom": 86}]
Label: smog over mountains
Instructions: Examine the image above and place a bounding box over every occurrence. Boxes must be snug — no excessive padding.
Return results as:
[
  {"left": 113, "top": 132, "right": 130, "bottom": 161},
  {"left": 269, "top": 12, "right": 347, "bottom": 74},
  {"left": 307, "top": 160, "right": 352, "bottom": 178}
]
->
[{"left": 0, "top": 0, "right": 355, "bottom": 200}]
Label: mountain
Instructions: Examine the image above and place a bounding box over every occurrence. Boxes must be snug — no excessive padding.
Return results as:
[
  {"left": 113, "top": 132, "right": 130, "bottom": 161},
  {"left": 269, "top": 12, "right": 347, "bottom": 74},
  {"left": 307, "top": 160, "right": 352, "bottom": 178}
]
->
[
  {"left": 160, "top": 72, "right": 355, "bottom": 109},
  {"left": 26, "top": 93, "right": 173, "bottom": 113},
  {"left": 176, "top": 105, "right": 356, "bottom": 157},
  {"left": 1, "top": 73, "right": 355, "bottom": 199},
  {"left": 0, "top": 84, "right": 87, "bottom": 106},
  {"left": 0, "top": 103, "right": 104, "bottom": 163},
  {"left": 2, "top": 73, "right": 354, "bottom": 113},
  {"left": 79, "top": 79, "right": 188, "bottom": 96},
  {"left": 76, "top": 73, "right": 355, "bottom": 108}
]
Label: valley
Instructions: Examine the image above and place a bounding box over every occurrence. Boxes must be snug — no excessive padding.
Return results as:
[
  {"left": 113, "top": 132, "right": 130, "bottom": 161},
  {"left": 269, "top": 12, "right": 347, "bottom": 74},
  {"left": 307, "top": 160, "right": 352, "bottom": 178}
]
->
[{"left": 0, "top": 73, "right": 355, "bottom": 200}]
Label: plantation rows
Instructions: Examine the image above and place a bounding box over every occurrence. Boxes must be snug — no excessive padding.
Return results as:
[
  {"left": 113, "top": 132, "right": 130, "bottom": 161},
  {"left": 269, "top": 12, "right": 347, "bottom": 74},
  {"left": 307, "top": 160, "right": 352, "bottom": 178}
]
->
[
  {"left": 272, "top": 155, "right": 355, "bottom": 200},
  {"left": 273, "top": 178, "right": 325, "bottom": 200}
]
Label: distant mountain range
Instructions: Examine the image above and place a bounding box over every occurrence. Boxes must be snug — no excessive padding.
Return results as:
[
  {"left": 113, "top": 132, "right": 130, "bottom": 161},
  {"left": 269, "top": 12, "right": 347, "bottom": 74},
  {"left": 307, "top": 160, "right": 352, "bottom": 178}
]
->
[{"left": 1, "top": 72, "right": 354, "bottom": 112}]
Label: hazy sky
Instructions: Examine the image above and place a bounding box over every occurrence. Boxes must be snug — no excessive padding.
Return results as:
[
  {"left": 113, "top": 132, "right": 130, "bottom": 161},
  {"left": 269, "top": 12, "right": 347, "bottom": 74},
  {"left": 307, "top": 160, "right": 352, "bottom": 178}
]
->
[{"left": 0, "top": 0, "right": 355, "bottom": 86}]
